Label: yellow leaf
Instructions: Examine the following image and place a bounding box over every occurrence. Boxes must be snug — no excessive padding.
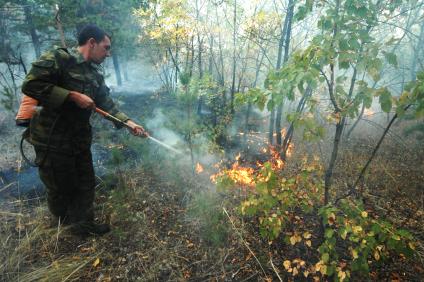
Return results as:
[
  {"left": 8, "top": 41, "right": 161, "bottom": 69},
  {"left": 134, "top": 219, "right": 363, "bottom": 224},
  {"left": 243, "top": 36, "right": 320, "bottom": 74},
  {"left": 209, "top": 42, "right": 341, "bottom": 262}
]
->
[
  {"left": 328, "top": 213, "right": 336, "bottom": 225},
  {"left": 341, "top": 229, "right": 348, "bottom": 240},
  {"left": 352, "top": 226, "right": 363, "bottom": 234},
  {"left": 303, "top": 270, "right": 310, "bottom": 277},
  {"left": 290, "top": 234, "right": 302, "bottom": 245},
  {"left": 315, "top": 260, "right": 327, "bottom": 275},
  {"left": 374, "top": 250, "right": 380, "bottom": 261},
  {"left": 306, "top": 240, "right": 312, "bottom": 247},
  {"left": 93, "top": 258, "right": 100, "bottom": 268},
  {"left": 283, "top": 260, "right": 291, "bottom": 270},
  {"left": 293, "top": 267, "right": 299, "bottom": 276},
  {"left": 351, "top": 249, "right": 359, "bottom": 259},
  {"left": 320, "top": 265, "right": 327, "bottom": 275},
  {"left": 408, "top": 242, "right": 416, "bottom": 250},
  {"left": 338, "top": 270, "right": 347, "bottom": 281},
  {"left": 361, "top": 211, "right": 368, "bottom": 218},
  {"left": 303, "top": 232, "right": 312, "bottom": 239}
]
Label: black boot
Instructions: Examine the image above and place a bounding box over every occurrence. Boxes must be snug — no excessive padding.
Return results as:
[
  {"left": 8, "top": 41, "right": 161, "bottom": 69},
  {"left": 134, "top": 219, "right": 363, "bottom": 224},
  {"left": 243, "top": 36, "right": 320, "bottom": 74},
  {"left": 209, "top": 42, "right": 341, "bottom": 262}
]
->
[{"left": 70, "top": 221, "right": 111, "bottom": 236}]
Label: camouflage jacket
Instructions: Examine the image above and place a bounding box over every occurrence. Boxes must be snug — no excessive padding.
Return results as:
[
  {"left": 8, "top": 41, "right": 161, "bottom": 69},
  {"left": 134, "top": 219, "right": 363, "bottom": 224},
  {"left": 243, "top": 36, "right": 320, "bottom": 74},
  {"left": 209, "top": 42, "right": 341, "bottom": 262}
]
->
[{"left": 22, "top": 47, "right": 129, "bottom": 154}]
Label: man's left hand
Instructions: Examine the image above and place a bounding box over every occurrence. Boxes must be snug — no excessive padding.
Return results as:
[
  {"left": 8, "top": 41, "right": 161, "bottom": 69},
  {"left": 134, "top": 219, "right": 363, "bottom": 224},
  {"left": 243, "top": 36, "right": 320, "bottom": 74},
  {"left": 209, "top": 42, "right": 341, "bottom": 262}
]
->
[{"left": 126, "top": 120, "right": 149, "bottom": 138}]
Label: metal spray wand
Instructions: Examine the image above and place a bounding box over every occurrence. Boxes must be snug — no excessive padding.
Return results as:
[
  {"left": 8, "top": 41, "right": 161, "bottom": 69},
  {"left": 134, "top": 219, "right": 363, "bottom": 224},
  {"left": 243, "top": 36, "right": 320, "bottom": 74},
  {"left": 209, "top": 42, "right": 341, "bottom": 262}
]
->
[{"left": 94, "top": 107, "right": 183, "bottom": 155}]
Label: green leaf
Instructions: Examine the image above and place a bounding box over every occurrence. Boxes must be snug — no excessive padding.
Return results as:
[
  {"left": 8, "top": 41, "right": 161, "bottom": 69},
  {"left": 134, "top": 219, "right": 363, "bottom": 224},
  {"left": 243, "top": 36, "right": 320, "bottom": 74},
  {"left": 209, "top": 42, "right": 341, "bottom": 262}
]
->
[
  {"left": 325, "top": 228, "right": 334, "bottom": 238},
  {"left": 383, "top": 51, "right": 398, "bottom": 67},
  {"left": 378, "top": 88, "right": 393, "bottom": 113},
  {"left": 322, "top": 252, "right": 330, "bottom": 263}
]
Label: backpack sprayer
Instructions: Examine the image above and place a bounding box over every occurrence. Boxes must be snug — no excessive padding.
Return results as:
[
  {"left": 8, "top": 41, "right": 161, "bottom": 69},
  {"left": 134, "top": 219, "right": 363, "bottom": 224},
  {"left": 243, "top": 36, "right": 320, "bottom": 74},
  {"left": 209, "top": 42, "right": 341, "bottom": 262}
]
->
[{"left": 16, "top": 95, "right": 183, "bottom": 167}]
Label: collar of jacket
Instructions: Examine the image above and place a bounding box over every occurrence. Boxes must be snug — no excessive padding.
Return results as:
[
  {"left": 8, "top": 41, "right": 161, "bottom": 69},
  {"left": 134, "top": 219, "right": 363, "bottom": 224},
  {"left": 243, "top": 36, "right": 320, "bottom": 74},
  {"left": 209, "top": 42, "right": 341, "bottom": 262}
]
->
[{"left": 69, "top": 47, "right": 86, "bottom": 65}]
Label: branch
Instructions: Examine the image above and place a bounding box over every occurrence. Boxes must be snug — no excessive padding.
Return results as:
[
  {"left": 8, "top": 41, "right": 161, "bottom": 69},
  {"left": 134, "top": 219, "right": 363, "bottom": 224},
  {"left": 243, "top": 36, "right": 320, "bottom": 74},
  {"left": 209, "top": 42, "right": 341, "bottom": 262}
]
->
[{"left": 335, "top": 104, "right": 412, "bottom": 204}]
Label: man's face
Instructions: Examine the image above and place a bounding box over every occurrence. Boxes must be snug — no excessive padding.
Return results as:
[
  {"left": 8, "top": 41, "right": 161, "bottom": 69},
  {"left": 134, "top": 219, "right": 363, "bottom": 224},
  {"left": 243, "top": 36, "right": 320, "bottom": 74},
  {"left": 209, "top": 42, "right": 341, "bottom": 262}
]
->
[{"left": 89, "top": 36, "right": 111, "bottom": 64}]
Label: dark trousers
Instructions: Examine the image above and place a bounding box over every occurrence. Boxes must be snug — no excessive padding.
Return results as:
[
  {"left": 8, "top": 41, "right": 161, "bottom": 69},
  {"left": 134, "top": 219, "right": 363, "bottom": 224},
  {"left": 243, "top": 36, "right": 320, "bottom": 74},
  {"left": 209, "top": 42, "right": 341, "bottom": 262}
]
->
[{"left": 35, "top": 147, "right": 95, "bottom": 223}]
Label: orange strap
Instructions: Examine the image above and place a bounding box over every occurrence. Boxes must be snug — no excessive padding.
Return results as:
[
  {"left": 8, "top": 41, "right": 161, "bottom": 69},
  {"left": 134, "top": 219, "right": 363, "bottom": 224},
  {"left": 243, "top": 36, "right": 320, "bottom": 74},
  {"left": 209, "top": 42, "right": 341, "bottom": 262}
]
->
[{"left": 16, "top": 95, "right": 38, "bottom": 120}]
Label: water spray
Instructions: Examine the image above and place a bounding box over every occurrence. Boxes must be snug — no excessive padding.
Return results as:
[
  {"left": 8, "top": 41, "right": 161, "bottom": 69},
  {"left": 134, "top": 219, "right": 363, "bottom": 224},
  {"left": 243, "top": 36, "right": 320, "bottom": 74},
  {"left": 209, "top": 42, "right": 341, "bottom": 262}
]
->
[{"left": 95, "top": 107, "right": 183, "bottom": 155}]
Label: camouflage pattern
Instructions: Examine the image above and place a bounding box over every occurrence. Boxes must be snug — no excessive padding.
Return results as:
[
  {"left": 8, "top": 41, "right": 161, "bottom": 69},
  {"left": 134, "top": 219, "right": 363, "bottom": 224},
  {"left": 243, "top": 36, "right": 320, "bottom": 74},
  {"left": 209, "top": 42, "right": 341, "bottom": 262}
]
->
[
  {"left": 34, "top": 147, "right": 95, "bottom": 223},
  {"left": 22, "top": 47, "right": 128, "bottom": 223},
  {"left": 22, "top": 47, "right": 129, "bottom": 154}
]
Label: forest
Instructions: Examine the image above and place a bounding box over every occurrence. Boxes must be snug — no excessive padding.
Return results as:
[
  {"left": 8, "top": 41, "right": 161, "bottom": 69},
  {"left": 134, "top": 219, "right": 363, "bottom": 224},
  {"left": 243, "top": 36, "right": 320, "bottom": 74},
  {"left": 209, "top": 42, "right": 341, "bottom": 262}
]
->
[{"left": 0, "top": 0, "right": 423, "bottom": 281}]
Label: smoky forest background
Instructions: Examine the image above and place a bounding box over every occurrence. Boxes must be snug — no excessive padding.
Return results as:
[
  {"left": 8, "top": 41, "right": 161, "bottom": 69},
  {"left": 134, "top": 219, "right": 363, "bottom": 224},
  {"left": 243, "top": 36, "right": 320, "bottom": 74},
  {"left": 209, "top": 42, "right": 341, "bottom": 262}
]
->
[{"left": 0, "top": 0, "right": 424, "bottom": 281}]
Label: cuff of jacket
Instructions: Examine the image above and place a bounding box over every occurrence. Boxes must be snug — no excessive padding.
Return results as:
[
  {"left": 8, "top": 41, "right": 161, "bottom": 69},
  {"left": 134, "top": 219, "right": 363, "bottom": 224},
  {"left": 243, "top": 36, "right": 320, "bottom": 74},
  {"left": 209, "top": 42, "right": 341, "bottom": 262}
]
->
[{"left": 49, "top": 86, "right": 70, "bottom": 109}]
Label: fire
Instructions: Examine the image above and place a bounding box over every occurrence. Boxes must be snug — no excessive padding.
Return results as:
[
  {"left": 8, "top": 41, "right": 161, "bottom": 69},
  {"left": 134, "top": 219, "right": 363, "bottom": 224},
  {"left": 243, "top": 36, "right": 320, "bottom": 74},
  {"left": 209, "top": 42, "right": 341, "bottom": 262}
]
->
[
  {"left": 280, "top": 128, "right": 287, "bottom": 139},
  {"left": 286, "top": 143, "right": 295, "bottom": 158},
  {"left": 210, "top": 153, "right": 255, "bottom": 187},
  {"left": 364, "top": 108, "right": 375, "bottom": 117},
  {"left": 195, "top": 163, "right": 204, "bottom": 174},
  {"left": 227, "top": 162, "right": 255, "bottom": 186},
  {"left": 235, "top": 152, "right": 242, "bottom": 161},
  {"left": 269, "top": 146, "right": 285, "bottom": 170}
]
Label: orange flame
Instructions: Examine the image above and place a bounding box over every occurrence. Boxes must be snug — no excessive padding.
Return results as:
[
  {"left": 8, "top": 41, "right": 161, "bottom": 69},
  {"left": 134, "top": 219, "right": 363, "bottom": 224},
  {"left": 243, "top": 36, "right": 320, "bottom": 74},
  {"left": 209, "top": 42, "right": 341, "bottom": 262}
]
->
[
  {"left": 269, "top": 146, "right": 285, "bottom": 170},
  {"left": 364, "top": 108, "right": 375, "bottom": 117},
  {"left": 286, "top": 143, "right": 295, "bottom": 158},
  {"left": 195, "top": 163, "right": 204, "bottom": 174},
  {"left": 280, "top": 128, "right": 287, "bottom": 139}
]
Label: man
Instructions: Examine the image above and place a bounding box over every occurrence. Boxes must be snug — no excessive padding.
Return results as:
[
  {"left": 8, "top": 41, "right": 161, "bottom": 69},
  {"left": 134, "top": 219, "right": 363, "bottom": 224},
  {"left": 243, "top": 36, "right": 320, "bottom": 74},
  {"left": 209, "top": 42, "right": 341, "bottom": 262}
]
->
[{"left": 21, "top": 24, "right": 147, "bottom": 235}]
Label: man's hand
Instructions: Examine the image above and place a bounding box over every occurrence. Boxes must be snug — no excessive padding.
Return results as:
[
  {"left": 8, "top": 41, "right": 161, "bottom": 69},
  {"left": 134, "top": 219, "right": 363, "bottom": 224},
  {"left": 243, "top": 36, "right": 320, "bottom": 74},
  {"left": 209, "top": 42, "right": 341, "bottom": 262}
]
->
[
  {"left": 126, "top": 120, "right": 149, "bottom": 138},
  {"left": 68, "top": 91, "right": 95, "bottom": 109}
]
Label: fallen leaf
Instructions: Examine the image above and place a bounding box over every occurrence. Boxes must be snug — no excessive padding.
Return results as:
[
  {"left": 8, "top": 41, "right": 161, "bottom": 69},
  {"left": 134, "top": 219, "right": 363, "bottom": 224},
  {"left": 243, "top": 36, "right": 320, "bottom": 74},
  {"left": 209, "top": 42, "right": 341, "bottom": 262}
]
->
[
  {"left": 283, "top": 260, "right": 291, "bottom": 270},
  {"left": 93, "top": 258, "right": 100, "bottom": 268}
]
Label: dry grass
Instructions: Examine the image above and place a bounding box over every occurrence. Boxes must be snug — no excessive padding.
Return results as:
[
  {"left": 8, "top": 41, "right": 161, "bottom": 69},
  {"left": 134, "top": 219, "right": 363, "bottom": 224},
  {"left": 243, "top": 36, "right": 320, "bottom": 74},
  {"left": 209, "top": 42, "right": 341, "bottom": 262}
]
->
[{"left": 0, "top": 203, "right": 102, "bottom": 282}]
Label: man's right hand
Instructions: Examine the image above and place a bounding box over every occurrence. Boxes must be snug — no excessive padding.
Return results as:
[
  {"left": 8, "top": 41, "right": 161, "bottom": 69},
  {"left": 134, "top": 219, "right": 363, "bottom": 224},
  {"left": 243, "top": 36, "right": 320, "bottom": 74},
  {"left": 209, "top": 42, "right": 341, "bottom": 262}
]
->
[{"left": 68, "top": 91, "right": 95, "bottom": 109}]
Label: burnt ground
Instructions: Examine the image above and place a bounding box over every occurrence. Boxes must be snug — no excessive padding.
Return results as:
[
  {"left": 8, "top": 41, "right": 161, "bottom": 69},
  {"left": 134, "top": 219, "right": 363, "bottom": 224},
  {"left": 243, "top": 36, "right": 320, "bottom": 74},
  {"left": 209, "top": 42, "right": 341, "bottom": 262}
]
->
[{"left": 1, "top": 90, "right": 423, "bottom": 281}]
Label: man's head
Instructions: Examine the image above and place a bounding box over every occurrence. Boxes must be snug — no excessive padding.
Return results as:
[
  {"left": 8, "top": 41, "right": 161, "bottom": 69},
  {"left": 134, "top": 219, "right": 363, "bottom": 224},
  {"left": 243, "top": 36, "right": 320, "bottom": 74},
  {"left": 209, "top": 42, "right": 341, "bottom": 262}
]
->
[{"left": 77, "top": 24, "right": 111, "bottom": 64}]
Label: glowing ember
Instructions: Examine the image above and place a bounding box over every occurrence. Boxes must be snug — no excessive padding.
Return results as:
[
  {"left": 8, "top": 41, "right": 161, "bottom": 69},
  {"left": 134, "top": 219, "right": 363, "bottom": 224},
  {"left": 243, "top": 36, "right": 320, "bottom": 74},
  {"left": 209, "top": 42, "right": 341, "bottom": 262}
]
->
[{"left": 195, "top": 163, "right": 204, "bottom": 174}]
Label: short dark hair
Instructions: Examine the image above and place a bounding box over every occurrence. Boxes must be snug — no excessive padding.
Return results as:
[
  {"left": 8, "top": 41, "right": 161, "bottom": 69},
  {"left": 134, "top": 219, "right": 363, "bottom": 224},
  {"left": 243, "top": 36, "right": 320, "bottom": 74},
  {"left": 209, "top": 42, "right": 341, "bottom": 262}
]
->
[{"left": 77, "top": 24, "right": 110, "bottom": 46}]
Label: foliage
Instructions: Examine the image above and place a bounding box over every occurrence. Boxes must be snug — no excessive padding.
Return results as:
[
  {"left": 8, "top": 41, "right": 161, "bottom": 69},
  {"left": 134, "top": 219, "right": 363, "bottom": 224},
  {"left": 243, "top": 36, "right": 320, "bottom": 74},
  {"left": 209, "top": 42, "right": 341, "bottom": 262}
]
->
[
  {"left": 318, "top": 200, "right": 415, "bottom": 280},
  {"left": 215, "top": 153, "right": 416, "bottom": 280}
]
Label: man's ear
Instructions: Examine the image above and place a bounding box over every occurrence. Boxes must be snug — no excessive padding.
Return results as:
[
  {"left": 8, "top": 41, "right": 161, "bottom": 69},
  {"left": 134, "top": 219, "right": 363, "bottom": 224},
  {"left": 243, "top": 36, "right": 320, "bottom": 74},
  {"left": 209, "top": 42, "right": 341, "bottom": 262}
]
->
[{"left": 88, "top": 38, "right": 97, "bottom": 48}]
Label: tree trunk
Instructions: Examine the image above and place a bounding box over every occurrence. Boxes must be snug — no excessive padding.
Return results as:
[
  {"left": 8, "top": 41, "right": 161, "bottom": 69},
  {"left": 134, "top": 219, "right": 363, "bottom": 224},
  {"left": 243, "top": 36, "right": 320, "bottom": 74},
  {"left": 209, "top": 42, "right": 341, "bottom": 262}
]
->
[
  {"left": 230, "top": 0, "right": 237, "bottom": 114},
  {"left": 324, "top": 121, "right": 344, "bottom": 205},
  {"left": 410, "top": 21, "right": 424, "bottom": 80},
  {"left": 345, "top": 103, "right": 365, "bottom": 139},
  {"left": 281, "top": 86, "right": 312, "bottom": 159},
  {"left": 112, "top": 52, "right": 123, "bottom": 86},
  {"left": 23, "top": 5, "right": 41, "bottom": 58},
  {"left": 190, "top": 36, "right": 195, "bottom": 77},
  {"left": 208, "top": 36, "right": 214, "bottom": 76},
  {"left": 268, "top": 108, "right": 275, "bottom": 145},
  {"left": 196, "top": 27, "right": 204, "bottom": 115},
  {"left": 276, "top": 0, "right": 295, "bottom": 146},
  {"left": 324, "top": 0, "right": 341, "bottom": 205},
  {"left": 122, "top": 60, "right": 129, "bottom": 81}
]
